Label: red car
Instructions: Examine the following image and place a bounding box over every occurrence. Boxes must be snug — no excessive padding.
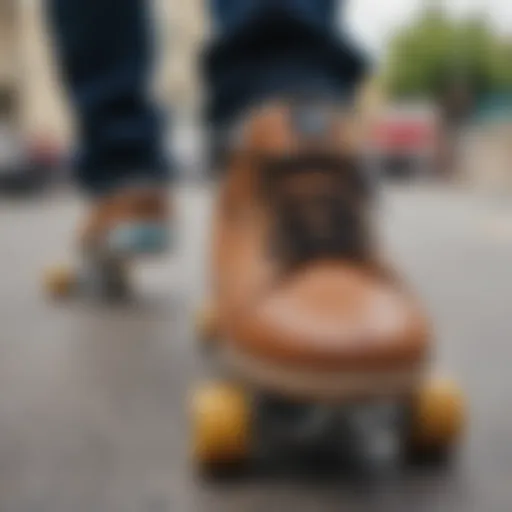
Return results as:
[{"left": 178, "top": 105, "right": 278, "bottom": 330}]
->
[
  {"left": 0, "top": 126, "right": 63, "bottom": 193},
  {"left": 367, "top": 104, "right": 440, "bottom": 180}
]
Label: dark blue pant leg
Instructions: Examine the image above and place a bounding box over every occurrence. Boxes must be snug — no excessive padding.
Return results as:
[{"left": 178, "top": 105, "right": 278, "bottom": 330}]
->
[
  {"left": 47, "top": 0, "right": 168, "bottom": 195},
  {"left": 205, "top": 0, "right": 369, "bottom": 128},
  {"left": 48, "top": 0, "right": 366, "bottom": 190}
]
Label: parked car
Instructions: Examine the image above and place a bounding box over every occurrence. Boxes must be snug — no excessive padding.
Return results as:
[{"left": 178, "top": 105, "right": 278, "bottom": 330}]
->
[
  {"left": 367, "top": 103, "right": 441, "bottom": 181},
  {"left": 0, "top": 123, "right": 63, "bottom": 193},
  {"left": 0, "top": 84, "right": 64, "bottom": 194}
]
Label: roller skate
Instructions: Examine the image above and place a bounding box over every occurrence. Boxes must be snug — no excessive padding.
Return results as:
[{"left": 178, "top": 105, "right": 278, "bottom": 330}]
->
[
  {"left": 192, "top": 100, "right": 465, "bottom": 476},
  {"left": 44, "top": 186, "right": 170, "bottom": 301}
]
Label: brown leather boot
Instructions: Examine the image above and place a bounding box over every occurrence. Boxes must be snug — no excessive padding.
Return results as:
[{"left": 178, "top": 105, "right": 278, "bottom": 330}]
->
[
  {"left": 44, "top": 186, "right": 170, "bottom": 300},
  {"left": 193, "top": 100, "right": 465, "bottom": 472},
  {"left": 79, "top": 186, "right": 171, "bottom": 257},
  {"left": 208, "top": 99, "right": 430, "bottom": 399}
]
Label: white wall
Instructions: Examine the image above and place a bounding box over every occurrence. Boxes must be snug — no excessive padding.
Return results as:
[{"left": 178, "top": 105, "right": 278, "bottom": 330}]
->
[{"left": 19, "top": 0, "right": 72, "bottom": 143}]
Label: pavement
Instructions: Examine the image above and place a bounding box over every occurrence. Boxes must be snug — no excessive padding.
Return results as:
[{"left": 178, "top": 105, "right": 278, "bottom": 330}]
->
[{"left": 0, "top": 183, "right": 511, "bottom": 512}]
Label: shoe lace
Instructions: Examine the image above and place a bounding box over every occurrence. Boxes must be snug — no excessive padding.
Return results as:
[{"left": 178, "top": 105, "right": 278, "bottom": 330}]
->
[{"left": 261, "top": 153, "right": 371, "bottom": 268}]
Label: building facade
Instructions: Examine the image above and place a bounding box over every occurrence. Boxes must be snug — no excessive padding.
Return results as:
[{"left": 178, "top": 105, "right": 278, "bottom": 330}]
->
[{"left": 2, "top": 0, "right": 207, "bottom": 144}]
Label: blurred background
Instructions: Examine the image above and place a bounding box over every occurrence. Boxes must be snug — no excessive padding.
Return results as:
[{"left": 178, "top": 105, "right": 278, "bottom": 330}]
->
[
  {"left": 0, "top": 1, "right": 511, "bottom": 511},
  {"left": 1, "top": 0, "right": 511, "bottom": 191}
]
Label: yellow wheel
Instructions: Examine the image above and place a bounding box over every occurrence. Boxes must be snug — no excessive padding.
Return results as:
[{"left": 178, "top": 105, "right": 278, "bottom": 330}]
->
[
  {"left": 191, "top": 383, "right": 251, "bottom": 469},
  {"left": 409, "top": 377, "right": 465, "bottom": 454},
  {"left": 195, "top": 303, "right": 219, "bottom": 346},
  {"left": 44, "top": 265, "right": 76, "bottom": 299}
]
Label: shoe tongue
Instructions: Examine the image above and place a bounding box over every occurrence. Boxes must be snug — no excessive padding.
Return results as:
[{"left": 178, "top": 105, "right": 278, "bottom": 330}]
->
[
  {"left": 264, "top": 157, "right": 367, "bottom": 269},
  {"left": 229, "top": 100, "right": 358, "bottom": 160},
  {"left": 290, "top": 102, "right": 337, "bottom": 141}
]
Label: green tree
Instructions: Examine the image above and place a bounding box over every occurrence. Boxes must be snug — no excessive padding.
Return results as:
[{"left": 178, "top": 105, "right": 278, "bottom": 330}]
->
[
  {"left": 385, "top": 7, "right": 454, "bottom": 98},
  {"left": 385, "top": 8, "right": 512, "bottom": 101}
]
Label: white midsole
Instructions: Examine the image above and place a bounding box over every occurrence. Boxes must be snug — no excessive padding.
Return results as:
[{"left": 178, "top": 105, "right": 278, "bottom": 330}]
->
[{"left": 217, "top": 344, "right": 426, "bottom": 402}]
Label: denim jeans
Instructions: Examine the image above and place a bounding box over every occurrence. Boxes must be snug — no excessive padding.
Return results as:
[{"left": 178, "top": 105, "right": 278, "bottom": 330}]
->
[{"left": 48, "top": 0, "right": 367, "bottom": 194}]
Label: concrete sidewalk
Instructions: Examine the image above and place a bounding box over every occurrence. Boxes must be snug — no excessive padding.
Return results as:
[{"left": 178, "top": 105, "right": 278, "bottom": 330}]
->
[{"left": 0, "top": 185, "right": 511, "bottom": 511}]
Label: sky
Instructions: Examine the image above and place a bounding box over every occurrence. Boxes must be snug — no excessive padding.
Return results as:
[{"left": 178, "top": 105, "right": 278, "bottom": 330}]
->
[{"left": 344, "top": 0, "right": 512, "bottom": 58}]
